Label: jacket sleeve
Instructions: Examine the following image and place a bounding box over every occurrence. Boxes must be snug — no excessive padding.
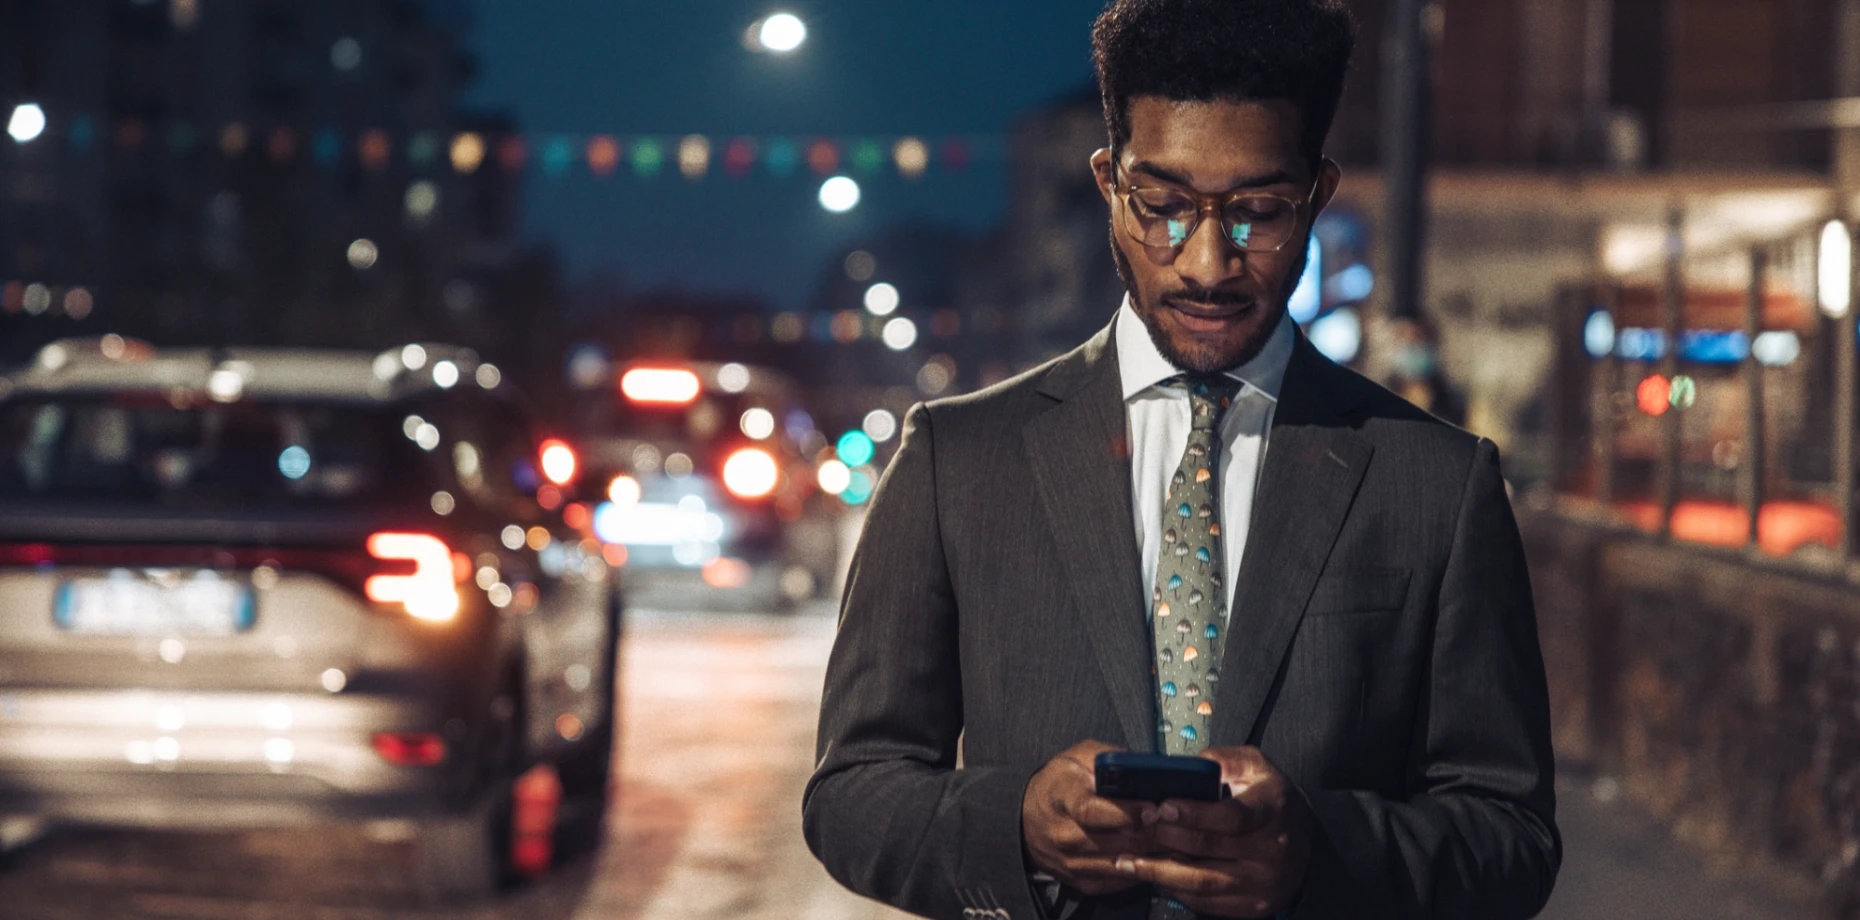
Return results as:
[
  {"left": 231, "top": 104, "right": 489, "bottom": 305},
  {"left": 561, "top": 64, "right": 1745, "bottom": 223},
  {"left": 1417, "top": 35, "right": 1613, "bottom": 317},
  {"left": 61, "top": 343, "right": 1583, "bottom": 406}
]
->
[
  {"left": 802, "top": 403, "right": 1044, "bottom": 920},
  {"left": 1296, "top": 438, "right": 1561, "bottom": 920}
]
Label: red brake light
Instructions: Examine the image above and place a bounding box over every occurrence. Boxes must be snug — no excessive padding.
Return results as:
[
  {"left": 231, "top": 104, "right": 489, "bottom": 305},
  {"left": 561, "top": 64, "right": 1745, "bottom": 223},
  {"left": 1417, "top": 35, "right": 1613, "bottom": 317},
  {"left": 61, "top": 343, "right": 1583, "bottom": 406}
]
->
[
  {"left": 620, "top": 368, "right": 701, "bottom": 404},
  {"left": 364, "top": 533, "right": 460, "bottom": 622},
  {"left": 539, "top": 438, "right": 578, "bottom": 486},
  {"left": 722, "top": 447, "right": 780, "bottom": 499},
  {"left": 372, "top": 732, "right": 447, "bottom": 766}
]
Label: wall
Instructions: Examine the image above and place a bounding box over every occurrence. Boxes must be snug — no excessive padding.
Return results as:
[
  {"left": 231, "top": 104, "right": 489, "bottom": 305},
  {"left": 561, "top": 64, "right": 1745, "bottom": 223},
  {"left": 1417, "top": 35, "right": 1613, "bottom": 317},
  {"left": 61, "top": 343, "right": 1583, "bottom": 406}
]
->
[{"left": 1521, "top": 504, "right": 1860, "bottom": 915}]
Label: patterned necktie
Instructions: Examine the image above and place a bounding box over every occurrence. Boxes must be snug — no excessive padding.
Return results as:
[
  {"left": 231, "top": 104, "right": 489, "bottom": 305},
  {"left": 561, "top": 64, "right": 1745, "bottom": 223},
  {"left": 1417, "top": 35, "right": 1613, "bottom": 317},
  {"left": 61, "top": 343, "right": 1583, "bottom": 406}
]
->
[
  {"left": 1150, "top": 376, "right": 1240, "bottom": 920},
  {"left": 1152, "top": 375, "right": 1240, "bottom": 755}
]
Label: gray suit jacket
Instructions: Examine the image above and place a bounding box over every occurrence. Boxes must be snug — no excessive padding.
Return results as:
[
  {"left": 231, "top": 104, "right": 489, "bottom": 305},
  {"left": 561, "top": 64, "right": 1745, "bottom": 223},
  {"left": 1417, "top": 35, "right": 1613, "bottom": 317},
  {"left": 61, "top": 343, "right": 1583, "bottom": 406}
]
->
[{"left": 803, "top": 320, "right": 1559, "bottom": 920}]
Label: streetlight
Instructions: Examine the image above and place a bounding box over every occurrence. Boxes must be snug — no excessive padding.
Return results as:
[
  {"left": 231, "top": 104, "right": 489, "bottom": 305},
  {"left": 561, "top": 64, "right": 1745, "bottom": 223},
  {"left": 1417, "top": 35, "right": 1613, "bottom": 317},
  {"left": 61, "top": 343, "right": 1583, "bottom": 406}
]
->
[
  {"left": 8, "top": 103, "right": 46, "bottom": 144},
  {"left": 752, "top": 12, "right": 807, "bottom": 53}
]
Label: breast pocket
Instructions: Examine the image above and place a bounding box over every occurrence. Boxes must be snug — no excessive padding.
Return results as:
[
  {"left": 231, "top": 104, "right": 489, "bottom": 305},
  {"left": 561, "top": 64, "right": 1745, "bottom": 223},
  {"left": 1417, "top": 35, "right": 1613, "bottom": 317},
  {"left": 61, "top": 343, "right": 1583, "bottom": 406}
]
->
[{"left": 1305, "top": 568, "right": 1411, "bottom": 617}]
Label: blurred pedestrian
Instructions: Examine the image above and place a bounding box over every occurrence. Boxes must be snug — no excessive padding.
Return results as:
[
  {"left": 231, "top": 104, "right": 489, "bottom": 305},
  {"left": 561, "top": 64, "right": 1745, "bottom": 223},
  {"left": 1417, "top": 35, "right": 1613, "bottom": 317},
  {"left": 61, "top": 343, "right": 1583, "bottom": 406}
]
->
[{"left": 805, "top": 2, "right": 1557, "bottom": 918}]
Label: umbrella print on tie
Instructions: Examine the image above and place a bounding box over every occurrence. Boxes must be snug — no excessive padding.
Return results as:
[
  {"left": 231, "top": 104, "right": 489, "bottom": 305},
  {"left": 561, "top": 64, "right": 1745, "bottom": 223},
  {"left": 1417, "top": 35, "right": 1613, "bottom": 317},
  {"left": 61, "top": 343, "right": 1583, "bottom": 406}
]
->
[
  {"left": 1187, "top": 589, "right": 1205, "bottom": 606},
  {"left": 1158, "top": 647, "right": 1174, "bottom": 664},
  {"left": 1196, "top": 468, "right": 1212, "bottom": 483},
  {"left": 1163, "top": 529, "right": 1178, "bottom": 545},
  {"left": 1156, "top": 602, "right": 1172, "bottom": 619},
  {"left": 1168, "top": 574, "right": 1183, "bottom": 594},
  {"left": 1183, "top": 646, "right": 1199, "bottom": 664}
]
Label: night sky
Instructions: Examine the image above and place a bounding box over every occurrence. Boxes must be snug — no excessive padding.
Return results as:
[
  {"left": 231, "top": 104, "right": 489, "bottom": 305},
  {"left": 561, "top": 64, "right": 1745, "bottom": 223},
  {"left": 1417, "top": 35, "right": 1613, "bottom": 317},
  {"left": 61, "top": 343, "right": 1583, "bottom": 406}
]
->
[{"left": 465, "top": 1, "right": 1113, "bottom": 312}]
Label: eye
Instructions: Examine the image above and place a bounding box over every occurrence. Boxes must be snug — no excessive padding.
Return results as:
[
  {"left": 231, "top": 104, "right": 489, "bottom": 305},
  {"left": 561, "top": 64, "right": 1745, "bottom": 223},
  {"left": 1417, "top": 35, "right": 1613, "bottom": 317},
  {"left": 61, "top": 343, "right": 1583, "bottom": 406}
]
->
[
  {"left": 1132, "top": 191, "right": 1194, "bottom": 219},
  {"left": 1228, "top": 198, "right": 1294, "bottom": 223}
]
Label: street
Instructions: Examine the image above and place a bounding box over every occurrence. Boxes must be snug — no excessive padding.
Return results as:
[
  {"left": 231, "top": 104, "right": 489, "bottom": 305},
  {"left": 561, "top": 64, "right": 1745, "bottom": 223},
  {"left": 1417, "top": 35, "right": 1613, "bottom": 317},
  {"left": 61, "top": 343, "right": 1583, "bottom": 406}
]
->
[{"left": 0, "top": 600, "right": 1822, "bottom": 920}]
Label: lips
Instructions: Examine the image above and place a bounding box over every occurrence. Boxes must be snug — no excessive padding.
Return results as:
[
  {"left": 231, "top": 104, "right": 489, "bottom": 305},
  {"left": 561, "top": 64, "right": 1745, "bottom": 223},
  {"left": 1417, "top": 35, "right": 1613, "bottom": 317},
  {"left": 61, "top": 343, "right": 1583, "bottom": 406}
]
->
[{"left": 1164, "top": 299, "right": 1255, "bottom": 332}]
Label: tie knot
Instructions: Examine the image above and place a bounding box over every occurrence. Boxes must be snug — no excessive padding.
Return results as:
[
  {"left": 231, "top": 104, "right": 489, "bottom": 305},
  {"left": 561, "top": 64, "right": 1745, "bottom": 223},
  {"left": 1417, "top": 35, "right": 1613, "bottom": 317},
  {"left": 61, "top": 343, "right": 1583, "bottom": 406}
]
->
[{"left": 1167, "top": 375, "right": 1241, "bottom": 430}]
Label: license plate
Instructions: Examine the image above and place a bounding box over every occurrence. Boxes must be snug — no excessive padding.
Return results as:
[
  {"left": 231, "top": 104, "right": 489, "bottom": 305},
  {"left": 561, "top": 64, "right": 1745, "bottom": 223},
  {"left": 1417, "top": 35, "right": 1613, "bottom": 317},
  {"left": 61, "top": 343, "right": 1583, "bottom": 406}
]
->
[{"left": 54, "top": 573, "right": 255, "bottom": 636}]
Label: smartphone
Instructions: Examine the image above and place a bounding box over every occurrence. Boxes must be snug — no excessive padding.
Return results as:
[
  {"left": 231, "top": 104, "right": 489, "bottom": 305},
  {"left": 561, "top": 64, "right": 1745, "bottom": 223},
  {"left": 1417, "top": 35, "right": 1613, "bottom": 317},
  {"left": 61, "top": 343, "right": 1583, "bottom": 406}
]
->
[{"left": 1094, "top": 752, "right": 1223, "bottom": 803}]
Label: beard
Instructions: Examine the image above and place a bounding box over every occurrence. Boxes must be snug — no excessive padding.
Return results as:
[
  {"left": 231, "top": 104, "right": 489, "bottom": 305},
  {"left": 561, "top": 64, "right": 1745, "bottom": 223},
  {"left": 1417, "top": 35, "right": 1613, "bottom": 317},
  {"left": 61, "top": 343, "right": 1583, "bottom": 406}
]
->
[{"left": 1110, "top": 226, "right": 1310, "bottom": 375}]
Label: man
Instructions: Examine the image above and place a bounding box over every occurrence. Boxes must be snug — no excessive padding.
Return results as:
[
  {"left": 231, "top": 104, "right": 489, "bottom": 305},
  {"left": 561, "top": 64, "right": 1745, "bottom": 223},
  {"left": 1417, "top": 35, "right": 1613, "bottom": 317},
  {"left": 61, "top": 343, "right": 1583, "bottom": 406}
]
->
[{"left": 803, "top": 1, "right": 1559, "bottom": 918}]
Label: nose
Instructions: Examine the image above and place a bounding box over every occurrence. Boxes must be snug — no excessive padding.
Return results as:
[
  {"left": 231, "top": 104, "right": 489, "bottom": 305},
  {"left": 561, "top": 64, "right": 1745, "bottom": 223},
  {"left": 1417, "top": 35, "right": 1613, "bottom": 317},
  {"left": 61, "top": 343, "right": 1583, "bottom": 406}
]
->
[{"left": 1172, "top": 210, "right": 1246, "bottom": 290}]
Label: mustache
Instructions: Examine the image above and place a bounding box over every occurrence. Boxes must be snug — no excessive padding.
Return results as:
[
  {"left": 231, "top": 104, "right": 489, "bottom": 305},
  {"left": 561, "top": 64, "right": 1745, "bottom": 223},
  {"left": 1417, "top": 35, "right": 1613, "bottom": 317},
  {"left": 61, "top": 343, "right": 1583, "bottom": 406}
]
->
[{"left": 1160, "top": 287, "right": 1254, "bottom": 308}]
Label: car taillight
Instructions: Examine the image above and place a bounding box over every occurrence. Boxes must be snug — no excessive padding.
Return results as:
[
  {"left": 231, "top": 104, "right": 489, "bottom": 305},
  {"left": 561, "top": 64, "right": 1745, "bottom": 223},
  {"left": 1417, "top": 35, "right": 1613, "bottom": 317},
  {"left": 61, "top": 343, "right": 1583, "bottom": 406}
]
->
[
  {"left": 372, "top": 732, "right": 447, "bottom": 766},
  {"left": 364, "top": 533, "right": 460, "bottom": 622},
  {"left": 539, "top": 438, "right": 578, "bottom": 486},
  {"left": 722, "top": 447, "right": 779, "bottom": 499},
  {"left": 620, "top": 367, "right": 701, "bottom": 404}
]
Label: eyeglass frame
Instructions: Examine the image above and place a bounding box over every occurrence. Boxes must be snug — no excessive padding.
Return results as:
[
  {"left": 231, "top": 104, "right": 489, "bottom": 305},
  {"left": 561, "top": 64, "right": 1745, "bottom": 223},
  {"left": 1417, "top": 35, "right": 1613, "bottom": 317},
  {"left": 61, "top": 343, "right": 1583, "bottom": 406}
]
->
[{"left": 1108, "top": 162, "right": 1321, "bottom": 254}]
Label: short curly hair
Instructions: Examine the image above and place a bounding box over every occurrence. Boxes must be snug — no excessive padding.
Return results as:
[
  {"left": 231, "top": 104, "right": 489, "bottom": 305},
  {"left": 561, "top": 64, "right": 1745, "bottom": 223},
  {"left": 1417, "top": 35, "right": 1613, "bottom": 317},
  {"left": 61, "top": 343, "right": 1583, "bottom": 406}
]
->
[{"left": 1092, "top": 0, "right": 1357, "bottom": 169}]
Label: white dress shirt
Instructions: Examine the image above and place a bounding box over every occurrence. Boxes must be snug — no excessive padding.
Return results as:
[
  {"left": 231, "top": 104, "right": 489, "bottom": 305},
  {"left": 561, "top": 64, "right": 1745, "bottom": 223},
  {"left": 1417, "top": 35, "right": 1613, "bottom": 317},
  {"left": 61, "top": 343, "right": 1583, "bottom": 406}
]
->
[{"left": 1116, "top": 299, "right": 1294, "bottom": 620}]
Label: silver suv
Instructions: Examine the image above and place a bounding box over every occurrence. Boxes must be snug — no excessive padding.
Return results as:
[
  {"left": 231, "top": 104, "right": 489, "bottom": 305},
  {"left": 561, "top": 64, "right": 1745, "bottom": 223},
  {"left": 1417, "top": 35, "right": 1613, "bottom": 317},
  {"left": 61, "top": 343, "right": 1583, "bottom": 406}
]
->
[{"left": 0, "top": 338, "right": 620, "bottom": 900}]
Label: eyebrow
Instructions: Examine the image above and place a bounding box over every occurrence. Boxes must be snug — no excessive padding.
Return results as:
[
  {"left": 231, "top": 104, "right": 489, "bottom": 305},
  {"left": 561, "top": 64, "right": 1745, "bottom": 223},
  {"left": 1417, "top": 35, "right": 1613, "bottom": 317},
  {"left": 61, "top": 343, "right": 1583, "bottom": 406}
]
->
[{"left": 1126, "top": 160, "right": 1297, "bottom": 193}]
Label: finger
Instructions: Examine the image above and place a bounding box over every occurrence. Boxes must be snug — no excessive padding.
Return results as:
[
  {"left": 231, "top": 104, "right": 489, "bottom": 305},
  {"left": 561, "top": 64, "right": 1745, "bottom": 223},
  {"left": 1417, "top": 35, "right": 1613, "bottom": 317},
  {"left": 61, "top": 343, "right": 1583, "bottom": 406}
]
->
[
  {"left": 1152, "top": 798, "right": 1261, "bottom": 836},
  {"left": 1112, "top": 855, "right": 1241, "bottom": 897},
  {"left": 1069, "top": 794, "right": 1148, "bottom": 832},
  {"left": 1147, "top": 822, "right": 1286, "bottom": 861},
  {"left": 1196, "top": 746, "right": 1278, "bottom": 794}
]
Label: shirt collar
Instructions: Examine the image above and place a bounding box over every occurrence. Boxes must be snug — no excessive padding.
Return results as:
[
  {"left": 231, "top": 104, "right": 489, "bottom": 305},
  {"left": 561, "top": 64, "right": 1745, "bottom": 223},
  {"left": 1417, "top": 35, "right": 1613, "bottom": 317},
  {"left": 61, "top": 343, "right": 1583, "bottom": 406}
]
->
[{"left": 1114, "top": 295, "right": 1295, "bottom": 403}]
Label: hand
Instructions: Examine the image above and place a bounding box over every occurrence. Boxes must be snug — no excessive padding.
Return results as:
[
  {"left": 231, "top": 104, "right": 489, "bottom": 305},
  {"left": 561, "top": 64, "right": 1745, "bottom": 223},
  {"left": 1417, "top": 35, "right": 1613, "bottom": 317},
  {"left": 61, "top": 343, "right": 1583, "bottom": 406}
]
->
[
  {"left": 1114, "top": 746, "right": 1312, "bottom": 918},
  {"left": 1021, "top": 740, "right": 1155, "bottom": 896}
]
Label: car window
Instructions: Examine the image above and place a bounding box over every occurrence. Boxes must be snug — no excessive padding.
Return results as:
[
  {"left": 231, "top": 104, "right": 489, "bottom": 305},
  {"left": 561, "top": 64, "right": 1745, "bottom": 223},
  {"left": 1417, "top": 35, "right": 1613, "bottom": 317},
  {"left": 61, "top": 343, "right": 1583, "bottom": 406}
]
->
[{"left": 0, "top": 396, "right": 443, "bottom": 509}]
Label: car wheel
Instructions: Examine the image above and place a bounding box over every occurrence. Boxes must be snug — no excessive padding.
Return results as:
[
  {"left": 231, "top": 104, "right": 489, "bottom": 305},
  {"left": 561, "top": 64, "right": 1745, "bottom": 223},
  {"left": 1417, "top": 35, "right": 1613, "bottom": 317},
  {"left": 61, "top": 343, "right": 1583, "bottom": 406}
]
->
[
  {"left": 414, "top": 782, "right": 513, "bottom": 903},
  {"left": 552, "top": 718, "right": 614, "bottom": 860},
  {"left": 415, "top": 679, "right": 522, "bottom": 903}
]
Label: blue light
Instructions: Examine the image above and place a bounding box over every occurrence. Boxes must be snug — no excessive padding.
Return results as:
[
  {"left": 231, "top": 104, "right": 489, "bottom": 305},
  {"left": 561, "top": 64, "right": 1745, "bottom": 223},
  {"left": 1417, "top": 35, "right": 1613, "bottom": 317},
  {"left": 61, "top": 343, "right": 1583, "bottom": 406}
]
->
[
  {"left": 1615, "top": 328, "right": 1667, "bottom": 361},
  {"left": 1331, "top": 264, "right": 1375, "bottom": 303},
  {"left": 278, "top": 445, "right": 312, "bottom": 480},
  {"left": 1681, "top": 330, "right": 1748, "bottom": 364},
  {"left": 842, "top": 470, "right": 875, "bottom": 506},
  {"left": 836, "top": 431, "right": 875, "bottom": 467},
  {"left": 1288, "top": 236, "right": 1322, "bottom": 324},
  {"left": 1583, "top": 310, "right": 1616, "bottom": 358},
  {"left": 1608, "top": 328, "right": 1755, "bottom": 364},
  {"left": 1308, "top": 308, "right": 1362, "bottom": 364}
]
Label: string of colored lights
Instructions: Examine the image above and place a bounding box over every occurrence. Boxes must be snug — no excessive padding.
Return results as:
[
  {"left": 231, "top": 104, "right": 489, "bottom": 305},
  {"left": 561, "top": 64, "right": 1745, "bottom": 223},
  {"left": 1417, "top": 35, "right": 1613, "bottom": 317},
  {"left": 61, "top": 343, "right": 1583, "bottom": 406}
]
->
[{"left": 14, "top": 117, "right": 1004, "bottom": 180}]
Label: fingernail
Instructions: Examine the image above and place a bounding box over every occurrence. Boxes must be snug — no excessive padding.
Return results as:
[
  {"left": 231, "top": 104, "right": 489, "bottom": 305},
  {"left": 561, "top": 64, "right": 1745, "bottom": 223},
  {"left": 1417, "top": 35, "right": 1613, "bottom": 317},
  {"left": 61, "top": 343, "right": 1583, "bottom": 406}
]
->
[
  {"left": 1115, "top": 856, "right": 1136, "bottom": 873},
  {"left": 1158, "top": 804, "right": 1180, "bottom": 822}
]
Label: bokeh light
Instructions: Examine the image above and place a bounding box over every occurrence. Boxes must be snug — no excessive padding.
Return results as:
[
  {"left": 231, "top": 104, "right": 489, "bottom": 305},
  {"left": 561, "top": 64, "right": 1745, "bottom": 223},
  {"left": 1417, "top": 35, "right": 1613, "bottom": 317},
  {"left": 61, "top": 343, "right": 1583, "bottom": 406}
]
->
[
  {"left": 741, "top": 407, "right": 777, "bottom": 440},
  {"left": 817, "top": 460, "right": 852, "bottom": 495},
  {"left": 863, "top": 409, "right": 899, "bottom": 443},
  {"left": 882, "top": 317, "right": 919, "bottom": 351},
  {"left": 347, "top": 239, "right": 378, "bottom": 270},
  {"left": 836, "top": 430, "right": 875, "bottom": 467},
  {"left": 1637, "top": 374, "right": 1671, "bottom": 417},
  {"left": 7, "top": 103, "right": 45, "bottom": 144},
  {"left": 819, "top": 176, "right": 861, "bottom": 213},
  {"left": 845, "top": 250, "right": 877, "bottom": 281},
  {"left": 843, "top": 470, "right": 876, "bottom": 506},
  {"left": 894, "top": 137, "right": 930, "bottom": 178},
  {"left": 864, "top": 282, "right": 900, "bottom": 316}
]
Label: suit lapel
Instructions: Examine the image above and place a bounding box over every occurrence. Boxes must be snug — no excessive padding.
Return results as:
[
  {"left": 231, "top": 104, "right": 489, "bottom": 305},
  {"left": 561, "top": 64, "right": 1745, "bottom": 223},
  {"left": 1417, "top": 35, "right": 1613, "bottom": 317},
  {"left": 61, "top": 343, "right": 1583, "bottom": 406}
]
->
[
  {"left": 1210, "top": 334, "right": 1373, "bottom": 746},
  {"left": 1024, "top": 324, "right": 1155, "bottom": 752}
]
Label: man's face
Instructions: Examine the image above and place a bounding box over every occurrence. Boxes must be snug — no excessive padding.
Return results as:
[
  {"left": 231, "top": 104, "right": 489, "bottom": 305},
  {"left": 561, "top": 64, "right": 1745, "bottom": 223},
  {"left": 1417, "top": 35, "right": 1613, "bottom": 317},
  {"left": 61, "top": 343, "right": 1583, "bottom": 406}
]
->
[{"left": 1092, "top": 97, "right": 1341, "bottom": 374}]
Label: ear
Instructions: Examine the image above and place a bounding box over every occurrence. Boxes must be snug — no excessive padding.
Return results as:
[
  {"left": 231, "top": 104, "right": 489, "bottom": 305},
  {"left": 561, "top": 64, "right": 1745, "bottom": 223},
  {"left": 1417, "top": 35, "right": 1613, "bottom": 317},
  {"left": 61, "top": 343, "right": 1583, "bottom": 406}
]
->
[
  {"left": 1090, "top": 148, "right": 1116, "bottom": 205},
  {"left": 1310, "top": 157, "right": 1343, "bottom": 218}
]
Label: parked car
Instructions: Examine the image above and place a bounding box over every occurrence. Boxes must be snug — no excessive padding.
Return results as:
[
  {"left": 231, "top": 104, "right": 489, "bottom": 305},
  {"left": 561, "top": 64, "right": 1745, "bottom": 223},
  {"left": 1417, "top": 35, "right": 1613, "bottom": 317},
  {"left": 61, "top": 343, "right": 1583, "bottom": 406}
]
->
[{"left": 0, "top": 337, "right": 620, "bottom": 900}]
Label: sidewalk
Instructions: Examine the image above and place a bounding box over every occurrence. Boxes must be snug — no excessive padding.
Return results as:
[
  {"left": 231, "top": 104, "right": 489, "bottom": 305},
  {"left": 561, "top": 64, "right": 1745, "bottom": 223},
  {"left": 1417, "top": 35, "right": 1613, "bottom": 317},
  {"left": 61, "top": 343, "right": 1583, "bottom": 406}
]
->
[{"left": 1539, "top": 770, "right": 1823, "bottom": 920}]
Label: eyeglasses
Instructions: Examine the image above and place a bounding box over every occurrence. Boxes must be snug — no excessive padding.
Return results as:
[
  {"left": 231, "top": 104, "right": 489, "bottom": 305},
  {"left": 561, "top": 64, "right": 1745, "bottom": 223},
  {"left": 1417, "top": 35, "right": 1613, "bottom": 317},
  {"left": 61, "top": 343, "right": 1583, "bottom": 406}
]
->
[{"left": 1111, "top": 168, "right": 1315, "bottom": 253}]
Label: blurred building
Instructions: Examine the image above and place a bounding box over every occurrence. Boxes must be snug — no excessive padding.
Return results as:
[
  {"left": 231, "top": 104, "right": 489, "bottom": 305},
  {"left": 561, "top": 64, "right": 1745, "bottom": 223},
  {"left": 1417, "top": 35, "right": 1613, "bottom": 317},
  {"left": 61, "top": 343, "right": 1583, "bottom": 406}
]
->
[{"left": 0, "top": 0, "right": 558, "bottom": 371}]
